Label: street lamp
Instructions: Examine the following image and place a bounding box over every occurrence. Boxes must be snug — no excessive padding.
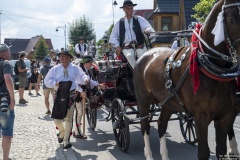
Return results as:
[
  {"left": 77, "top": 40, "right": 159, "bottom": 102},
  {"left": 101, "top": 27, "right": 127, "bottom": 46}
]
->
[
  {"left": 56, "top": 24, "right": 67, "bottom": 50},
  {"left": 112, "top": 0, "right": 118, "bottom": 26}
]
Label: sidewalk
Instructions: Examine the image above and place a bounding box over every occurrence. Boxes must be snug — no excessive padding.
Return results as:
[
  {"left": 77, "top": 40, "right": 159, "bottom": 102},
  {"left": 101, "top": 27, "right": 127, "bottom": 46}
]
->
[{"left": 0, "top": 90, "right": 78, "bottom": 160}]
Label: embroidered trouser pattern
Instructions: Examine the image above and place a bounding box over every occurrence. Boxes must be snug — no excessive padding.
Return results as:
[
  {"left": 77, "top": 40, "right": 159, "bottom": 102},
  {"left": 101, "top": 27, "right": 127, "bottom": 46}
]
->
[
  {"left": 122, "top": 47, "right": 147, "bottom": 68},
  {"left": 74, "top": 101, "right": 83, "bottom": 135},
  {"left": 54, "top": 104, "right": 75, "bottom": 144}
]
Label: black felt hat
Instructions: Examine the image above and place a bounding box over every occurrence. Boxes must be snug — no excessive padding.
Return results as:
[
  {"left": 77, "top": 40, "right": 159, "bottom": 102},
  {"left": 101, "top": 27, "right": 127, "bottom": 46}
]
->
[
  {"left": 120, "top": 0, "right": 137, "bottom": 8},
  {"left": 80, "top": 55, "right": 93, "bottom": 64},
  {"left": 79, "top": 37, "right": 85, "bottom": 40},
  {"left": 58, "top": 50, "right": 73, "bottom": 59}
]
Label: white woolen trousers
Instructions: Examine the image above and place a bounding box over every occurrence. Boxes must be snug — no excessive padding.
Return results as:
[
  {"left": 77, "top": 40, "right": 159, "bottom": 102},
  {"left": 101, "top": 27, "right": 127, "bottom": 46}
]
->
[
  {"left": 74, "top": 101, "right": 83, "bottom": 135},
  {"left": 54, "top": 104, "right": 75, "bottom": 144},
  {"left": 122, "top": 47, "right": 147, "bottom": 68}
]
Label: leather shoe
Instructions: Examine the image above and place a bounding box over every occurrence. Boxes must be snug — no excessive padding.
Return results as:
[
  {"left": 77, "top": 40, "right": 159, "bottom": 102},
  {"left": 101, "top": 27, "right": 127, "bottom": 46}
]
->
[
  {"left": 73, "top": 132, "right": 87, "bottom": 139},
  {"left": 58, "top": 137, "right": 63, "bottom": 143},
  {"left": 63, "top": 143, "right": 72, "bottom": 149}
]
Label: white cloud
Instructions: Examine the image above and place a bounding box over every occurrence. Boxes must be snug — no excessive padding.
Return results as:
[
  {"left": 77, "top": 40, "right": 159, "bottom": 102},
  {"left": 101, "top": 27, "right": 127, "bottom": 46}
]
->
[{"left": 0, "top": 0, "right": 153, "bottom": 50}]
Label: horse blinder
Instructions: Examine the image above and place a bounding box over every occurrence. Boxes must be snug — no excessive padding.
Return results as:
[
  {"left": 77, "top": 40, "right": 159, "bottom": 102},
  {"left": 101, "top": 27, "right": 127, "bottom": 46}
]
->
[{"left": 223, "top": 2, "right": 240, "bottom": 62}]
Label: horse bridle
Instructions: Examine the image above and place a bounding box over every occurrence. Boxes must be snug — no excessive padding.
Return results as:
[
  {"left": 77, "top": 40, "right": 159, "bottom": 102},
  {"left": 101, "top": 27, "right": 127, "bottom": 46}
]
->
[
  {"left": 195, "top": 1, "right": 240, "bottom": 64},
  {"left": 222, "top": 1, "right": 240, "bottom": 63}
]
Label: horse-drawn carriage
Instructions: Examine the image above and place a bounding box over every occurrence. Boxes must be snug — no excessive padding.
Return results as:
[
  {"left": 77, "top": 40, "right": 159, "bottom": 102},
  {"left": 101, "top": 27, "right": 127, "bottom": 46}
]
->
[
  {"left": 73, "top": 37, "right": 197, "bottom": 152},
  {"left": 72, "top": 2, "right": 240, "bottom": 158}
]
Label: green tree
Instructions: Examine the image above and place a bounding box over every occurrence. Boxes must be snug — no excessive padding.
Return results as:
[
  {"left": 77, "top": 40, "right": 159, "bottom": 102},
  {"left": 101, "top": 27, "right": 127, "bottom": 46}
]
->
[
  {"left": 192, "top": 0, "right": 216, "bottom": 23},
  {"left": 34, "top": 38, "right": 49, "bottom": 60},
  {"left": 68, "top": 15, "right": 95, "bottom": 46},
  {"left": 96, "top": 24, "right": 114, "bottom": 56}
]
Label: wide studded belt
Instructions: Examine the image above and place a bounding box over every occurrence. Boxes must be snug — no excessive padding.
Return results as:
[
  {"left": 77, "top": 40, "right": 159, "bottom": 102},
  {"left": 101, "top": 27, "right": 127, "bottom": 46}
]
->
[{"left": 123, "top": 41, "right": 144, "bottom": 49}]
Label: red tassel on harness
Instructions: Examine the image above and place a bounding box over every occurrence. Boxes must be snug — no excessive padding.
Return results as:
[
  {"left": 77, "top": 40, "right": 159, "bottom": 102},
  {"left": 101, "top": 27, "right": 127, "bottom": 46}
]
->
[{"left": 190, "top": 23, "right": 202, "bottom": 94}]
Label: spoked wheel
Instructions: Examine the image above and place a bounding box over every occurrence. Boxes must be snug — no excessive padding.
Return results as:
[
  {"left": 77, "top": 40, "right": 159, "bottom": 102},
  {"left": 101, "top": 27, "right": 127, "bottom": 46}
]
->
[
  {"left": 86, "top": 107, "right": 97, "bottom": 130},
  {"left": 178, "top": 112, "right": 197, "bottom": 145},
  {"left": 111, "top": 98, "right": 130, "bottom": 152}
]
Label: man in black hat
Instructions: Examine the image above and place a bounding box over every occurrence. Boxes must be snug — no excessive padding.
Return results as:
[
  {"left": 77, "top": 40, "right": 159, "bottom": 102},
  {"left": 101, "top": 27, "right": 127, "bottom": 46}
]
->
[
  {"left": 44, "top": 50, "right": 89, "bottom": 149},
  {"left": 109, "top": 0, "right": 155, "bottom": 69},
  {"left": 75, "top": 37, "right": 88, "bottom": 58},
  {"left": 73, "top": 55, "right": 106, "bottom": 139}
]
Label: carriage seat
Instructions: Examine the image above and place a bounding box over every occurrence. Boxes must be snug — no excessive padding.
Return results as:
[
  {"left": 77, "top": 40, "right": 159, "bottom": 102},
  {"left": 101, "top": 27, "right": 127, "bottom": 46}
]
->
[
  {"left": 95, "top": 60, "right": 122, "bottom": 82},
  {"left": 95, "top": 60, "right": 122, "bottom": 71}
]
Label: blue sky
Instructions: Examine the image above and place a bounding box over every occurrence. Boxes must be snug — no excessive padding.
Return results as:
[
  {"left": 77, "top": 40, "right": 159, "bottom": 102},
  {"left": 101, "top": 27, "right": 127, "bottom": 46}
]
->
[{"left": 0, "top": 0, "right": 153, "bottom": 50}]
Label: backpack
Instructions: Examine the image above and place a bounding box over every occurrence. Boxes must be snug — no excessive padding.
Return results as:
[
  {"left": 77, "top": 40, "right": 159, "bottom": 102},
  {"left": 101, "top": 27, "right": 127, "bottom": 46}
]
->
[
  {"left": 14, "top": 61, "right": 19, "bottom": 75},
  {"left": 43, "top": 65, "right": 53, "bottom": 78}
]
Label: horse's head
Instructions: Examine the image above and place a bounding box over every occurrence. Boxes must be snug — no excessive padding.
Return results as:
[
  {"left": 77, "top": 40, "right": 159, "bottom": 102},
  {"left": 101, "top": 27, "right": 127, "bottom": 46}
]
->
[
  {"left": 201, "top": 0, "right": 240, "bottom": 66},
  {"left": 223, "top": 0, "right": 240, "bottom": 64}
]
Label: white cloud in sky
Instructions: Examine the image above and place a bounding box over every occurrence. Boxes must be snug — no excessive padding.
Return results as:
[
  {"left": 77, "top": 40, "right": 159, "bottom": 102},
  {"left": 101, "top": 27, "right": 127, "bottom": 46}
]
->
[{"left": 0, "top": 0, "right": 153, "bottom": 50}]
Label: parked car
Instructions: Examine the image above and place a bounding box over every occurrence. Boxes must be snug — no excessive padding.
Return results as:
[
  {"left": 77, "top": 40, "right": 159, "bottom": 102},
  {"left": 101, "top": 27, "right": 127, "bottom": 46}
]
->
[{"left": 9, "top": 59, "right": 32, "bottom": 90}]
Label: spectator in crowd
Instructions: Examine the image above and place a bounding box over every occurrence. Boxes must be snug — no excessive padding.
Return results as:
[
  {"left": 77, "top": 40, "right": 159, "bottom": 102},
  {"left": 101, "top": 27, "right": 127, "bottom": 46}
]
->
[
  {"left": 171, "top": 37, "right": 190, "bottom": 51},
  {"left": 17, "top": 51, "right": 29, "bottom": 104},
  {"left": 28, "top": 61, "right": 40, "bottom": 96},
  {"left": 0, "top": 44, "right": 15, "bottom": 160},
  {"left": 37, "top": 57, "right": 54, "bottom": 114}
]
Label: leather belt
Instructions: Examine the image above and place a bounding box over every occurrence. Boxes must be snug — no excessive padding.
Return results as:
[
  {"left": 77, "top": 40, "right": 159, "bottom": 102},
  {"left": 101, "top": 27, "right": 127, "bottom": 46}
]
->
[
  {"left": 55, "top": 89, "right": 76, "bottom": 95},
  {"left": 123, "top": 41, "right": 144, "bottom": 49}
]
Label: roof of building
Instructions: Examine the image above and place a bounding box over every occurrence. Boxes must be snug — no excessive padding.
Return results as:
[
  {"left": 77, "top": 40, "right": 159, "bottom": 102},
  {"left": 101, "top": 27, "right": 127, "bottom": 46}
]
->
[
  {"left": 156, "top": 0, "right": 180, "bottom": 14},
  {"left": 4, "top": 38, "right": 29, "bottom": 55},
  {"left": 4, "top": 35, "right": 53, "bottom": 55},
  {"left": 134, "top": 9, "right": 154, "bottom": 26},
  {"left": 25, "top": 36, "right": 41, "bottom": 53},
  {"left": 150, "top": 0, "right": 199, "bottom": 26},
  {"left": 150, "top": 0, "right": 199, "bottom": 43},
  {"left": 134, "top": 9, "right": 154, "bottom": 17}
]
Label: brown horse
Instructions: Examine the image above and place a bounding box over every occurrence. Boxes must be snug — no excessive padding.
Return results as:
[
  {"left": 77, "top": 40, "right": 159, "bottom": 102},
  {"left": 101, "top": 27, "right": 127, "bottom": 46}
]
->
[{"left": 133, "top": 0, "right": 240, "bottom": 159}]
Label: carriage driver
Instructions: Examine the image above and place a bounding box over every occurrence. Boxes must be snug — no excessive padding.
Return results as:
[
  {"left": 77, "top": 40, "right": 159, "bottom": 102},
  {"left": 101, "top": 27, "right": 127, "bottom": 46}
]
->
[
  {"left": 109, "top": 0, "right": 155, "bottom": 69},
  {"left": 73, "top": 55, "right": 106, "bottom": 139}
]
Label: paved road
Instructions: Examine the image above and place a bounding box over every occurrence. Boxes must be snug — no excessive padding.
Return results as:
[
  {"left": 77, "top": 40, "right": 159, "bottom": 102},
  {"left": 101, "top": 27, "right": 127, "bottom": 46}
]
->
[
  {"left": 0, "top": 90, "right": 77, "bottom": 160},
  {"left": 72, "top": 107, "right": 240, "bottom": 160},
  {"left": 0, "top": 90, "right": 239, "bottom": 160}
]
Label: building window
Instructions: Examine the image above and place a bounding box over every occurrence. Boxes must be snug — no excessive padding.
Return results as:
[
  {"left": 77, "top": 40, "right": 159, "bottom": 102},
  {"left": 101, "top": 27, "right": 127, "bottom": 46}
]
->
[{"left": 161, "top": 17, "right": 172, "bottom": 31}]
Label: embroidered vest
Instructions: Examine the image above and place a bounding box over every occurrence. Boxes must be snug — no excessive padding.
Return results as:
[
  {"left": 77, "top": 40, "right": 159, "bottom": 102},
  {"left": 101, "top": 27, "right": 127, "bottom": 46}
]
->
[
  {"left": 78, "top": 44, "right": 87, "bottom": 52},
  {"left": 119, "top": 15, "right": 145, "bottom": 47}
]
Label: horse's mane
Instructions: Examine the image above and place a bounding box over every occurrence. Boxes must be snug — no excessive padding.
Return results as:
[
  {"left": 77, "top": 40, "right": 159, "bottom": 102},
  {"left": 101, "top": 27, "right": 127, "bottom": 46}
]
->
[{"left": 203, "top": 0, "right": 222, "bottom": 29}]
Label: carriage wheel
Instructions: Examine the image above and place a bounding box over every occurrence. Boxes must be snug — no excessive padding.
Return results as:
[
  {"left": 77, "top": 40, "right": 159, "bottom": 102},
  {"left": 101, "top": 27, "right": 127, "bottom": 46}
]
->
[
  {"left": 111, "top": 98, "right": 130, "bottom": 152},
  {"left": 86, "top": 107, "right": 97, "bottom": 130},
  {"left": 178, "top": 112, "right": 197, "bottom": 145}
]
